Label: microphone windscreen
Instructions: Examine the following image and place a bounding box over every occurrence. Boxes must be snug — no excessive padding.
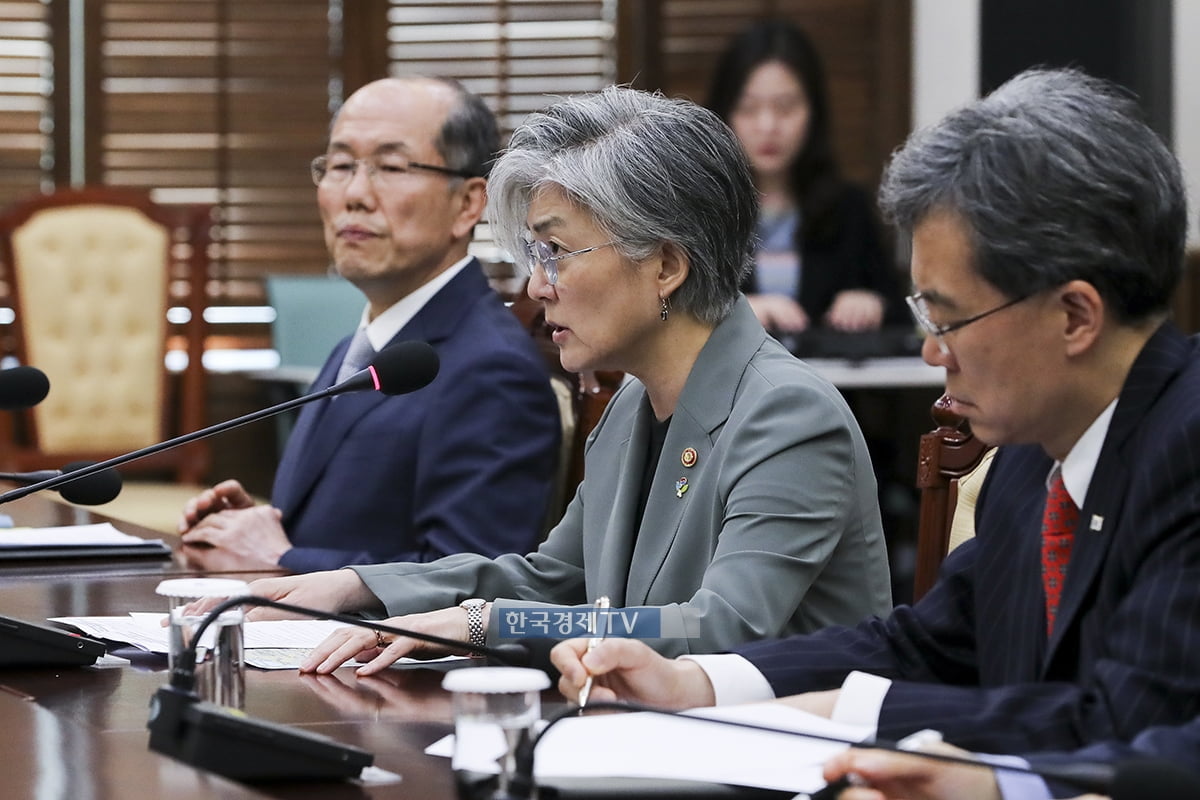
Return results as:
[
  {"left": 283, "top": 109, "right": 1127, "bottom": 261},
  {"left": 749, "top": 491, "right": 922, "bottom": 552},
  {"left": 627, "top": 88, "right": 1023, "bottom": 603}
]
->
[
  {"left": 1112, "top": 757, "right": 1200, "bottom": 800},
  {"left": 57, "top": 461, "right": 124, "bottom": 506},
  {"left": 371, "top": 341, "right": 440, "bottom": 396},
  {"left": 0, "top": 365, "right": 50, "bottom": 410}
]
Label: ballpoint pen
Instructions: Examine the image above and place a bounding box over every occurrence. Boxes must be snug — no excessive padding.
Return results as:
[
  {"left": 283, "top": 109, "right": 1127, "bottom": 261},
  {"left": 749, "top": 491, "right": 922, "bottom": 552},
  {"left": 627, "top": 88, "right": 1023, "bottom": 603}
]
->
[{"left": 577, "top": 595, "right": 610, "bottom": 709}]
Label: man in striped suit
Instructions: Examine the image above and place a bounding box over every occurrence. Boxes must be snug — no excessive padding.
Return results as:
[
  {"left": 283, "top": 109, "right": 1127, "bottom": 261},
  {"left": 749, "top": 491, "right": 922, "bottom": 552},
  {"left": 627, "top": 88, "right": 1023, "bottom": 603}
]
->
[{"left": 551, "top": 67, "right": 1200, "bottom": 759}]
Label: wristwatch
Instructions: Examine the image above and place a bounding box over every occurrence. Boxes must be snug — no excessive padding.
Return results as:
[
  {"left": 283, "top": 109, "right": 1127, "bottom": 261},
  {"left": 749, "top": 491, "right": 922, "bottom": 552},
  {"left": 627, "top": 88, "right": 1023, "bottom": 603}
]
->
[{"left": 459, "top": 598, "right": 488, "bottom": 656}]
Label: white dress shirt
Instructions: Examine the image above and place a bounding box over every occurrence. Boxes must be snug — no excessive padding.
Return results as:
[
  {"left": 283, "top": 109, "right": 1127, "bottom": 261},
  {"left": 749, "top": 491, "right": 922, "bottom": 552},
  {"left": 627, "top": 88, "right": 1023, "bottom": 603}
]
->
[{"left": 350, "top": 255, "right": 474, "bottom": 352}]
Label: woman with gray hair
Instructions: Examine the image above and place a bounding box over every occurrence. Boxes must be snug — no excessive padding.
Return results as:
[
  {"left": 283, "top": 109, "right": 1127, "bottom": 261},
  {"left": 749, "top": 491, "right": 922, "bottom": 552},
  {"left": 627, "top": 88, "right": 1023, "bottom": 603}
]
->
[{"left": 213, "top": 86, "right": 891, "bottom": 673}]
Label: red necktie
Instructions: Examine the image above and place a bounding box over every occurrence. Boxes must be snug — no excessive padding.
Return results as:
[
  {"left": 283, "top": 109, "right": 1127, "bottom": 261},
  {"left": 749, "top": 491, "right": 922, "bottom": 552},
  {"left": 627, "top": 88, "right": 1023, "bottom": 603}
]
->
[{"left": 1041, "top": 472, "right": 1078, "bottom": 636}]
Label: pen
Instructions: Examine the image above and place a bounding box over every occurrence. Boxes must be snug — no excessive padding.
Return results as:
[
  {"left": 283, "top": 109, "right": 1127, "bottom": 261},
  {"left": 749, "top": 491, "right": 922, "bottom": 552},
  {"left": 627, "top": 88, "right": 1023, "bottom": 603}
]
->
[{"left": 577, "top": 595, "right": 610, "bottom": 709}]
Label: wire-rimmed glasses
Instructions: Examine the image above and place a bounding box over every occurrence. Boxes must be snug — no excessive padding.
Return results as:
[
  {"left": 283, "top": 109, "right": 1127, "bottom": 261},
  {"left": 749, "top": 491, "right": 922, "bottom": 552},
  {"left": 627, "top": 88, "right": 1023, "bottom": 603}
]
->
[
  {"left": 521, "top": 238, "right": 616, "bottom": 285},
  {"left": 906, "top": 291, "right": 1034, "bottom": 355}
]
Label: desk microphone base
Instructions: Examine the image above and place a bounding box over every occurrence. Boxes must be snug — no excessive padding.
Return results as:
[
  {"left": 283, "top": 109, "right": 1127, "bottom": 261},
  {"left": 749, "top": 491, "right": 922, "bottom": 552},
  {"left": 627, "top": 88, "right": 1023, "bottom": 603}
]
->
[{"left": 147, "top": 685, "right": 373, "bottom": 782}]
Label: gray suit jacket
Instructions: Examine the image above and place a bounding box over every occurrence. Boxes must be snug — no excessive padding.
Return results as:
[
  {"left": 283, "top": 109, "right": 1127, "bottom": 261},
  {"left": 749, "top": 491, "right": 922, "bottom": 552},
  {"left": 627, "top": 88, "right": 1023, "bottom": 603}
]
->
[{"left": 351, "top": 297, "right": 891, "bottom": 656}]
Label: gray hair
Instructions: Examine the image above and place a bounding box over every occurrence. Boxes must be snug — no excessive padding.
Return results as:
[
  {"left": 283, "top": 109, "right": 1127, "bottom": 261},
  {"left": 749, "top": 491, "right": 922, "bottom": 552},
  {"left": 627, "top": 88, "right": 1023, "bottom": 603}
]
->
[
  {"left": 488, "top": 86, "right": 757, "bottom": 325},
  {"left": 432, "top": 77, "right": 500, "bottom": 178},
  {"left": 879, "top": 67, "right": 1186, "bottom": 323}
]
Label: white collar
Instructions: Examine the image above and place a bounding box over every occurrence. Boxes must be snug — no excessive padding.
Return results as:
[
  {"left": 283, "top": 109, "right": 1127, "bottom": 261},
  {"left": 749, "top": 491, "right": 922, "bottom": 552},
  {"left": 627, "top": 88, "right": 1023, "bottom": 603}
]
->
[
  {"left": 1048, "top": 398, "right": 1118, "bottom": 507},
  {"left": 355, "top": 255, "right": 474, "bottom": 351}
]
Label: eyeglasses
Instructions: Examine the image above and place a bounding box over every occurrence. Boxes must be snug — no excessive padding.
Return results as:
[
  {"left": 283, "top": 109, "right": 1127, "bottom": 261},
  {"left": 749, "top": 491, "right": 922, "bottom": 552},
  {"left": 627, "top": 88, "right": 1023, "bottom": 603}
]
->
[
  {"left": 906, "top": 291, "right": 1033, "bottom": 355},
  {"left": 311, "top": 154, "right": 474, "bottom": 187},
  {"left": 522, "top": 238, "right": 616, "bottom": 285}
]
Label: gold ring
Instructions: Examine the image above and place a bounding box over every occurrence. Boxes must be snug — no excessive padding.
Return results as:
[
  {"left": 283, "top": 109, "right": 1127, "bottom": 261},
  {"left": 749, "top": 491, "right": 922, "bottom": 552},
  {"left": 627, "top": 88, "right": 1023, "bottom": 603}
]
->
[{"left": 375, "top": 630, "right": 387, "bottom": 648}]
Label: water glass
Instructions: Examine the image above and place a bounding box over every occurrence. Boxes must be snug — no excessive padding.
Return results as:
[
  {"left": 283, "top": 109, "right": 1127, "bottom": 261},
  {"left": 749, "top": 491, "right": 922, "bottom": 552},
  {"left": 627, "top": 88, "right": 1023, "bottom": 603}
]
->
[
  {"left": 156, "top": 578, "right": 249, "bottom": 708},
  {"left": 443, "top": 667, "right": 551, "bottom": 798}
]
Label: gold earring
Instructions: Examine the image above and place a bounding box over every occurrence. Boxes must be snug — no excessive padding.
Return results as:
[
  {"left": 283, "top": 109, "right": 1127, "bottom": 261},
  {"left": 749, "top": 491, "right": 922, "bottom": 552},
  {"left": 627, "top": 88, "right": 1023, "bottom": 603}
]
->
[{"left": 660, "top": 296, "right": 670, "bottom": 322}]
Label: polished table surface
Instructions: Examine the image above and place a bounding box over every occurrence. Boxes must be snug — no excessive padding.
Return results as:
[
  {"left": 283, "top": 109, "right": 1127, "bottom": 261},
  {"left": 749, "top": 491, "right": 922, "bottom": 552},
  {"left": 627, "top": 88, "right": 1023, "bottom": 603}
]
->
[
  {"left": 0, "top": 496, "right": 787, "bottom": 799},
  {"left": 0, "top": 493, "right": 488, "bottom": 799}
]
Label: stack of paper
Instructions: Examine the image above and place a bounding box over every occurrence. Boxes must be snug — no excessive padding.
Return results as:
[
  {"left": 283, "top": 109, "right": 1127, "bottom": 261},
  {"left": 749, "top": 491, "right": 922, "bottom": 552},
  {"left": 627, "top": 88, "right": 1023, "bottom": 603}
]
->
[
  {"left": 0, "top": 523, "right": 169, "bottom": 559},
  {"left": 427, "top": 702, "right": 871, "bottom": 794}
]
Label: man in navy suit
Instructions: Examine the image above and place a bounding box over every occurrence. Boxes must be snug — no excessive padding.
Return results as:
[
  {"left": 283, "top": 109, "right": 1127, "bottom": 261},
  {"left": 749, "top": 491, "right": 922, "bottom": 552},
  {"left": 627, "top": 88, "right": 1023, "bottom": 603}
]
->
[
  {"left": 177, "top": 77, "right": 561, "bottom": 572},
  {"left": 552, "top": 68, "right": 1200, "bottom": 757}
]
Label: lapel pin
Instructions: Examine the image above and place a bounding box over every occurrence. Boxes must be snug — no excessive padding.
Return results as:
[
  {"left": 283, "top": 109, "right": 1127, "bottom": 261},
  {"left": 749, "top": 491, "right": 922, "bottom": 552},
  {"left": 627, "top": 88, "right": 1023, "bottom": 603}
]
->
[
  {"left": 681, "top": 447, "right": 698, "bottom": 468},
  {"left": 1089, "top": 514, "right": 1104, "bottom": 532},
  {"left": 674, "top": 477, "right": 689, "bottom": 498}
]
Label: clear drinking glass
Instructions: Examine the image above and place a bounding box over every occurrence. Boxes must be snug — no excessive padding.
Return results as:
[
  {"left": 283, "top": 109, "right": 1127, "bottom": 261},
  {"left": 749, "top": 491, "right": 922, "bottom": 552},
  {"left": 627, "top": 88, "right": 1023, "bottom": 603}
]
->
[
  {"left": 443, "top": 667, "right": 551, "bottom": 798},
  {"left": 155, "top": 578, "right": 249, "bottom": 708}
]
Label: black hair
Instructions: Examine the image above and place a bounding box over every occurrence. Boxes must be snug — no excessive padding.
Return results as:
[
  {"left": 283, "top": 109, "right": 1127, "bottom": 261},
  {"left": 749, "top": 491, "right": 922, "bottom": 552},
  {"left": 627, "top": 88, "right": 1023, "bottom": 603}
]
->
[{"left": 706, "top": 18, "right": 848, "bottom": 245}]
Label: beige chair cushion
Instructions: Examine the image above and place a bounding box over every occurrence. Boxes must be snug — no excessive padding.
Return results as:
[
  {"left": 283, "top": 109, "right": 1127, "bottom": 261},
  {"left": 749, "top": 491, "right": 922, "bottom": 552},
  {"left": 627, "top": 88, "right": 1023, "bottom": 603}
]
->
[
  {"left": 948, "top": 447, "right": 996, "bottom": 553},
  {"left": 12, "top": 205, "right": 168, "bottom": 453}
]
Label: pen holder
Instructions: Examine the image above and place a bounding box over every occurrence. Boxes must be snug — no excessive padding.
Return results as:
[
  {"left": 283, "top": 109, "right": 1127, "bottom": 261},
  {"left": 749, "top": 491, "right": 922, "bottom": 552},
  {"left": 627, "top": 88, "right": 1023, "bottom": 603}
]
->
[
  {"left": 443, "top": 667, "right": 550, "bottom": 800},
  {"left": 155, "top": 578, "right": 248, "bottom": 709}
]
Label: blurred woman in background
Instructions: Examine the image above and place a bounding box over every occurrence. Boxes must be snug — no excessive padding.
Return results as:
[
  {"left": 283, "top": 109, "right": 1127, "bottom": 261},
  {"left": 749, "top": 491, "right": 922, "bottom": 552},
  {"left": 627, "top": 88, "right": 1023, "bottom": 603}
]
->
[{"left": 708, "top": 19, "right": 904, "bottom": 334}]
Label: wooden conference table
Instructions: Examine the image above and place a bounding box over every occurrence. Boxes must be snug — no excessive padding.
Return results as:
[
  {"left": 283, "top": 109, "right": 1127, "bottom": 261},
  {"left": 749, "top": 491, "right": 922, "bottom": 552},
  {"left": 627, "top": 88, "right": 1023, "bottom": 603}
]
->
[{"left": 0, "top": 492, "right": 520, "bottom": 799}]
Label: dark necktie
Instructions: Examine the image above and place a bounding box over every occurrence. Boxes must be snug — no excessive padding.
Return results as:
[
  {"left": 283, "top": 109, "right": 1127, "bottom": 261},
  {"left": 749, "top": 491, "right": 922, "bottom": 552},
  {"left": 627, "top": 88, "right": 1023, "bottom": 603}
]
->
[{"left": 1041, "top": 472, "right": 1078, "bottom": 636}]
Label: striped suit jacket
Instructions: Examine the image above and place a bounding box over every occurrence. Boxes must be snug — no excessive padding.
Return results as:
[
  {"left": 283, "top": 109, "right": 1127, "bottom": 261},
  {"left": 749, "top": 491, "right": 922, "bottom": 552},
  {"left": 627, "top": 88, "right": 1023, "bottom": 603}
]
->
[{"left": 736, "top": 322, "right": 1200, "bottom": 754}]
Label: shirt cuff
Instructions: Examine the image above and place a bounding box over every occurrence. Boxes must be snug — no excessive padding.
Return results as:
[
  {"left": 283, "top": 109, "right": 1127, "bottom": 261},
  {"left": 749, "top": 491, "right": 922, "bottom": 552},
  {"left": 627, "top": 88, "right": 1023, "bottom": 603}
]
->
[
  {"left": 986, "top": 756, "right": 1051, "bottom": 800},
  {"left": 681, "top": 653, "right": 775, "bottom": 705},
  {"left": 830, "top": 670, "right": 892, "bottom": 735}
]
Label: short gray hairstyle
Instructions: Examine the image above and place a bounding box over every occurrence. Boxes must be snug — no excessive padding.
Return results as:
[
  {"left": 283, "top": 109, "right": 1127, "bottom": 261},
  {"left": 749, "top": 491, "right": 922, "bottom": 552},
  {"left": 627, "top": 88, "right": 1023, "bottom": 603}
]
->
[
  {"left": 879, "top": 68, "right": 1186, "bottom": 323},
  {"left": 488, "top": 86, "right": 757, "bottom": 325}
]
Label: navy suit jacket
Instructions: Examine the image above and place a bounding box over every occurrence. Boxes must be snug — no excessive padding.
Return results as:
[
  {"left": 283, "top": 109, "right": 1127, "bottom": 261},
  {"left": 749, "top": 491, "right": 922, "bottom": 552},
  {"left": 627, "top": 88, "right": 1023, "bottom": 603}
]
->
[
  {"left": 274, "top": 261, "right": 561, "bottom": 573},
  {"left": 736, "top": 323, "right": 1200, "bottom": 754}
]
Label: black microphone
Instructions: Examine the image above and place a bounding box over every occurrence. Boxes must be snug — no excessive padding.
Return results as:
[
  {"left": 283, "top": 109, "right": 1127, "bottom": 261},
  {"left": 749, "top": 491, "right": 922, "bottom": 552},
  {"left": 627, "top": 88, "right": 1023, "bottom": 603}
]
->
[
  {"left": 0, "top": 365, "right": 50, "bottom": 410},
  {"left": 147, "top": 594, "right": 532, "bottom": 783},
  {"left": 0, "top": 461, "right": 123, "bottom": 505},
  {"left": 0, "top": 341, "right": 440, "bottom": 507},
  {"left": 503, "top": 701, "right": 1194, "bottom": 800}
]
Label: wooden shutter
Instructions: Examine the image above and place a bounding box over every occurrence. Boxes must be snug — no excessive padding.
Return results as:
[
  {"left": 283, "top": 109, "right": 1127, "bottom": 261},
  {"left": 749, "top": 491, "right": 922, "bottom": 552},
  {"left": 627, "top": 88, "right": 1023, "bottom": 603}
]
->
[
  {"left": 2, "top": 2, "right": 907, "bottom": 317},
  {"left": 384, "top": 1, "right": 615, "bottom": 136},
  {"left": 98, "top": 0, "right": 334, "bottom": 307},
  {"left": 0, "top": 0, "right": 52, "bottom": 203}
]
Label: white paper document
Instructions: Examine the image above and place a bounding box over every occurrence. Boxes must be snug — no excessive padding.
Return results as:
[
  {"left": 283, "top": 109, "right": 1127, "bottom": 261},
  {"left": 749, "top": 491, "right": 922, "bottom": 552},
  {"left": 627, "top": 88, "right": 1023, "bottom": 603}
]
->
[
  {"left": 427, "top": 702, "right": 871, "bottom": 793},
  {"left": 241, "top": 647, "right": 461, "bottom": 670},
  {"left": 0, "top": 523, "right": 162, "bottom": 548}
]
